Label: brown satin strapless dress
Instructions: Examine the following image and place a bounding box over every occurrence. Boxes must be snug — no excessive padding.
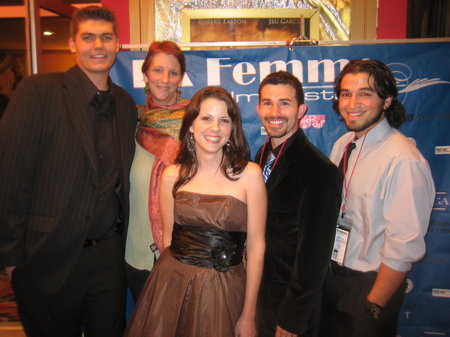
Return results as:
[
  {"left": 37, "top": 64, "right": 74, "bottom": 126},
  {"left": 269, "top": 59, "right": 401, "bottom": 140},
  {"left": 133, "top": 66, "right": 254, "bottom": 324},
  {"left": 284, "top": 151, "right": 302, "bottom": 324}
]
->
[{"left": 124, "top": 191, "right": 248, "bottom": 337}]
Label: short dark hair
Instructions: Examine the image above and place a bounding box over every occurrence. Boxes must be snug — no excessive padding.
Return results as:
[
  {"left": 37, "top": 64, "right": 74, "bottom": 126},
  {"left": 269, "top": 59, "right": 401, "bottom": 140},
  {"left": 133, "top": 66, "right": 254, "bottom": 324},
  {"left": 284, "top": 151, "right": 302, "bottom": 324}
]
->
[
  {"left": 259, "top": 71, "right": 305, "bottom": 105},
  {"left": 333, "top": 59, "right": 406, "bottom": 129},
  {"left": 70, "top": 6, "right": 118, "bottom": 38},
  {"left": 174, "top": 86, "right": 250, "bottom": 195},
  {"left": 141, "top": 41, "right": 186, "bottom": 78}
]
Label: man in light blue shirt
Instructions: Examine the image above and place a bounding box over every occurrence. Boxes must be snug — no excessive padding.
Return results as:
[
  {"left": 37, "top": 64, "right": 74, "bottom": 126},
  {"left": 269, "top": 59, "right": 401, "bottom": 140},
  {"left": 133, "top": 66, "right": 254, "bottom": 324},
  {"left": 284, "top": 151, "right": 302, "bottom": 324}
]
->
[{"left": 320, "top": 59, "right": 435, "bottom": 337}]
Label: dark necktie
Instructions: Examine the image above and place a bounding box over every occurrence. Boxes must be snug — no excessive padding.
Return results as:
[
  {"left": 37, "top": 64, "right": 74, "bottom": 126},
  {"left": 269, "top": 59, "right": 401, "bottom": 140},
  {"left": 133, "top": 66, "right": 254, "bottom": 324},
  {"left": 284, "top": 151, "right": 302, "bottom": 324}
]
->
[
  {"left": 338, "top": 142, "right": 356, "bottom": 177},
  {"left": 262, "top": 152, "right": 276, "bottom": 182}
]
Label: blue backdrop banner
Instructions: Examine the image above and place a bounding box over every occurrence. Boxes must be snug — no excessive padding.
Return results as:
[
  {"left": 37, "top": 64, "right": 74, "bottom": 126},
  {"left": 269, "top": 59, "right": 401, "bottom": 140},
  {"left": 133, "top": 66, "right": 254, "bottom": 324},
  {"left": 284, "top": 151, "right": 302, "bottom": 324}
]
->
[{"left": 111, "top": 42, "right": 450, "bottom": 337}]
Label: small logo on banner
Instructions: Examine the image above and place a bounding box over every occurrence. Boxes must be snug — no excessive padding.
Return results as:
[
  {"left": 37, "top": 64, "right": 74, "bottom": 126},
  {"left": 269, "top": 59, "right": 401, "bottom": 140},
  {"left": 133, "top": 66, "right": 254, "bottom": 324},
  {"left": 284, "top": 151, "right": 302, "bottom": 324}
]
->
[
  {"left": 423, "top": 332, "right": 448, "bottom": 336},
  {"left": 434, "top": 192, "right": 449, "bottom": 212},
  {"left": 300, "top": 115, "right": 326, "bottom": 129},
  {"left": 261, "top": 115, "right": 327, "bottom": 134},
  {"left": 389, "top": 62, "right": 450, "bottom": 104},
  {"left": 435, "top": 146, "right": 450, "bottom": 155},
  {"left": 432, "top": 288, "right": 450, "bottom": 298}
]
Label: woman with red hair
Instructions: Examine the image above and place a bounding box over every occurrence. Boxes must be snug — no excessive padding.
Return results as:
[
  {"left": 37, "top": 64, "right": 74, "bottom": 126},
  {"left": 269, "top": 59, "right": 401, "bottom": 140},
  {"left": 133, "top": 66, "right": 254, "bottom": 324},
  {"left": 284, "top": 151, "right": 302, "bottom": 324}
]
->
[{"left": 125, "top": 41, "right": 189, "bottom": 301}]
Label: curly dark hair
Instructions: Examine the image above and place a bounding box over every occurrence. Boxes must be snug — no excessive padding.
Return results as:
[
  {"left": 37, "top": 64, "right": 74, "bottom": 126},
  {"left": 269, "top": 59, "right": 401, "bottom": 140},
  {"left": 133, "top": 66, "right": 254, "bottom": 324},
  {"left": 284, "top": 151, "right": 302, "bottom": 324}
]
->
[
  {"left": 70, "top": 6, "right": 118, "bottom": 38},
  {"left": 333, "top": 59, "right": 406, "bottom": 129},
  {"left": 173, "top": 87, "right": 250, "bottom": 195}
]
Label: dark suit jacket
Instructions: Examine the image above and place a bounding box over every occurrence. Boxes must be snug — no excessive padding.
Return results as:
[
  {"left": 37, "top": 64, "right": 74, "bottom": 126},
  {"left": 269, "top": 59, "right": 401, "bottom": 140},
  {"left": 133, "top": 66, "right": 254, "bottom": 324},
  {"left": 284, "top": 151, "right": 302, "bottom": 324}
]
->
[
  {"left": 257, "top": 129, "right": 341, "bottom": 336},
  {"left": 0, "top": 66, "right": 136, "bottom": 293}
]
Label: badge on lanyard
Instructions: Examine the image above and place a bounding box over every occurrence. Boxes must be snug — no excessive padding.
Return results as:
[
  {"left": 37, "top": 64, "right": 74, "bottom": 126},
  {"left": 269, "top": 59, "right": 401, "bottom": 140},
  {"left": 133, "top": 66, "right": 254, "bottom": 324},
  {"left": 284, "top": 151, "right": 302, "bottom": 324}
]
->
[
  {"left": 331, "top": 134, "right": 366, "bottom": 266},
  {"left": 331, "top": 217, "right": 352, "bottom": 265}
]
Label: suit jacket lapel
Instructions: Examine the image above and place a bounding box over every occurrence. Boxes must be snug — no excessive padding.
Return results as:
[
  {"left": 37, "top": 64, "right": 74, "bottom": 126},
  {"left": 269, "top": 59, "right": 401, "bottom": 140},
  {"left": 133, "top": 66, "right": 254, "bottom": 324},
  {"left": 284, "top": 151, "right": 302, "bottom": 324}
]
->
[
  {"left": 265, "top": 130, "right": 306, "bottom": 195},
  {"left": 266, "top": 157, "right": 291, "bottom": 195},
  {"left": 63, "top": 67, "right": 98, "bottom": 174}
]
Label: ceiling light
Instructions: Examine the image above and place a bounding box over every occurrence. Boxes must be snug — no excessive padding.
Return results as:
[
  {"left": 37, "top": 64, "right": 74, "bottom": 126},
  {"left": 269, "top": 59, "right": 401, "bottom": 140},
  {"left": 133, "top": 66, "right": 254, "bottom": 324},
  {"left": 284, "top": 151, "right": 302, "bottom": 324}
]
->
[{"left": 43, "top": 31, "right": 55, "bottom": 36}]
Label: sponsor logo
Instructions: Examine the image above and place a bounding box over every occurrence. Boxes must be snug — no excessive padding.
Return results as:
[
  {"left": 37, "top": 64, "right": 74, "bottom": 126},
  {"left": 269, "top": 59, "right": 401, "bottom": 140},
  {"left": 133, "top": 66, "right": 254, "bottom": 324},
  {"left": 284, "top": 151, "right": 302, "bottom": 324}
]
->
[
  {"left": 133, "top": 57, "right": 450, "bottom": 98},
  {"left": 260, "top": 114, "right": 326, "bottom": 135},
  {"left": 300, "top": 115, "right": 326, "bottom": 129},
  {"left": 435, "top": 146, "right": 450, "bottom": 155},
  {"left": 434, "top": 192, "right": 449, "bottom": 211},
  {"left": 432, "top": 288, "right": 450, "bottom": 298},
  {"left": 388, "top": 63, "right": 450, "bottom": 104},
  {"left": 133, "top": 58, "right": 348, "bottom": 99}
]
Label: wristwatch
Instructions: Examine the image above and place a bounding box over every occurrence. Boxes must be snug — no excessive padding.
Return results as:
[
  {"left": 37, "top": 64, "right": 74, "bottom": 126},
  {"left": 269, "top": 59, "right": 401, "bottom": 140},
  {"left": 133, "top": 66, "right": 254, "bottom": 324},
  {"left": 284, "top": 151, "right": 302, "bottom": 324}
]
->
[{"left": 365, "top": 300, "right": 383, "bottom": 319}]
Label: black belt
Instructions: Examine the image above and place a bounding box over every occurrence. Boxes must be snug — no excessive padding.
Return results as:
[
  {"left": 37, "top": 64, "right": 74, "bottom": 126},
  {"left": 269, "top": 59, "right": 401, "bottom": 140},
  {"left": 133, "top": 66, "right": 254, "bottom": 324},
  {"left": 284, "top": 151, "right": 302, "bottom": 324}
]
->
[
  {"left": 170, "top": 223, "right": 246, "bottom": 272},
  {"left": 329, "top": 261, "right": 377, "bottom": 278}
]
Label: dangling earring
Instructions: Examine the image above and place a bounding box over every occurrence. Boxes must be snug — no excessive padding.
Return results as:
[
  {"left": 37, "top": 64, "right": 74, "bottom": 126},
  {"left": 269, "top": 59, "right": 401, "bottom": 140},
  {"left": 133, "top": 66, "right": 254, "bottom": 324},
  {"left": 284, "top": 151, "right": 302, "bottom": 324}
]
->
[
  {"left": 144, "top": 83, "right": 150, "bottom": 96},
  {"left": 188, "top": 133, "right": 195, "bottom": 152},
  {"left": 225, "top": 139, "right": 231, "bottom": 152}
]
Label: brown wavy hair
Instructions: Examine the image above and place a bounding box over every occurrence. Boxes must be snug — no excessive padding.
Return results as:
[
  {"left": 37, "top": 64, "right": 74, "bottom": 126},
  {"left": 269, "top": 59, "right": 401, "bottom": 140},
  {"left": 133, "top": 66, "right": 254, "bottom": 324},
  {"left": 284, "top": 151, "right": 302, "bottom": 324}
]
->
[
  {"left": 173, "top": 87, "right": 250, "bottom": 195},
  {"left": 333, "top": 59, "right": 406, "bottom": 129}
]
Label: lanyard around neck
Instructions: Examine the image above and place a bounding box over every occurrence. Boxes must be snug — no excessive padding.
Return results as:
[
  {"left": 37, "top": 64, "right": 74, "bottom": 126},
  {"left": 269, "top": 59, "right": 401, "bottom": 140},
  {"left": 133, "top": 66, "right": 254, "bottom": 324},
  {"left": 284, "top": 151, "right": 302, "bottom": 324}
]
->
[
  {"left": 258, "top": 136, "right": 288, "bottom": 174},
  {"left": 341, "top": 132, "right": 367, "bottom": 217}
]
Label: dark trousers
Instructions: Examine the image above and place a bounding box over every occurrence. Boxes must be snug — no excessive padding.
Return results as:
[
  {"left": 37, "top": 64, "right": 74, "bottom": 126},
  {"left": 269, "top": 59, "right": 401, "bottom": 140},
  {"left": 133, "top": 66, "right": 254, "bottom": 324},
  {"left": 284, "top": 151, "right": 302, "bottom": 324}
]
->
[
  {"left": 319, "top": 262, "right": 406, "bottom": 337},
  {"left": 12, "top": 233, "right": 126, "bottom": 337},
  {"left": 125, "top": 262, "right": 150, "bottom": 303},
  {"left": 257, "top": 284, "right": 320, "bottom": 337}
]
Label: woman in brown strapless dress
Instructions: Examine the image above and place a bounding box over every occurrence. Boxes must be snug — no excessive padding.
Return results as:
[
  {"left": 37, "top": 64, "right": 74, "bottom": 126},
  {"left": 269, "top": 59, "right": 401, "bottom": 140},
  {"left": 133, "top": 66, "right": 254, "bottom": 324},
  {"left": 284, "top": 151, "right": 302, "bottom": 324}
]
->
[{"left": 124, "top": 87, "right": 266, "bottom": 337}]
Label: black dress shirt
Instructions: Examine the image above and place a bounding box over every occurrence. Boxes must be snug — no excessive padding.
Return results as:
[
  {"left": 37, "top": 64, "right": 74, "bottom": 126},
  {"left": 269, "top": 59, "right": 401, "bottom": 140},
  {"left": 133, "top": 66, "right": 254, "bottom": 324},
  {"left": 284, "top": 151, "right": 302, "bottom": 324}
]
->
[{"left": 83, "top": 80, "right": 121, "bottom": 239}]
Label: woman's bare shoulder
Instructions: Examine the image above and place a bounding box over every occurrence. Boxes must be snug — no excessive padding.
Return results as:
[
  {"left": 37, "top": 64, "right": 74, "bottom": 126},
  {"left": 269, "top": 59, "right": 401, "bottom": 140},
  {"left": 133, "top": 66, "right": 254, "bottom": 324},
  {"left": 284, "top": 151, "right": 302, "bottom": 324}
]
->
[
  {"left": 242, "top": 161, "right": 263, "bottom": 177},
  {"left": 162, "top": 164, "right": 180, "bottom": 179},
  {"left": 236, "top": 162, "right": 264, "bottom": 186}
]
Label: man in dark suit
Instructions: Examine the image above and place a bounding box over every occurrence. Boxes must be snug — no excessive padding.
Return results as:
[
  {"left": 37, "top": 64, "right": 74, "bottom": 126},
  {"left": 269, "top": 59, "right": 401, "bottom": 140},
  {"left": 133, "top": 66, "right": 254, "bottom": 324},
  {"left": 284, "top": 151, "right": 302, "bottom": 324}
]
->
[
  {"left": 256, "top": 71, "right": 341, "bottom": 337},
  {"left": 0, "top": 6, "right": 136, "bottom": 337}
]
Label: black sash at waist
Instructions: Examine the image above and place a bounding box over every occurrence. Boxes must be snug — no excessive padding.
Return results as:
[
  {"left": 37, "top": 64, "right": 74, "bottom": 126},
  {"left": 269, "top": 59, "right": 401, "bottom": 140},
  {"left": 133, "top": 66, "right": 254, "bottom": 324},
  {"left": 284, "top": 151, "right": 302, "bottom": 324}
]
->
[{"left": 170, "top": 223, "right": 246, "bottom": 272}]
